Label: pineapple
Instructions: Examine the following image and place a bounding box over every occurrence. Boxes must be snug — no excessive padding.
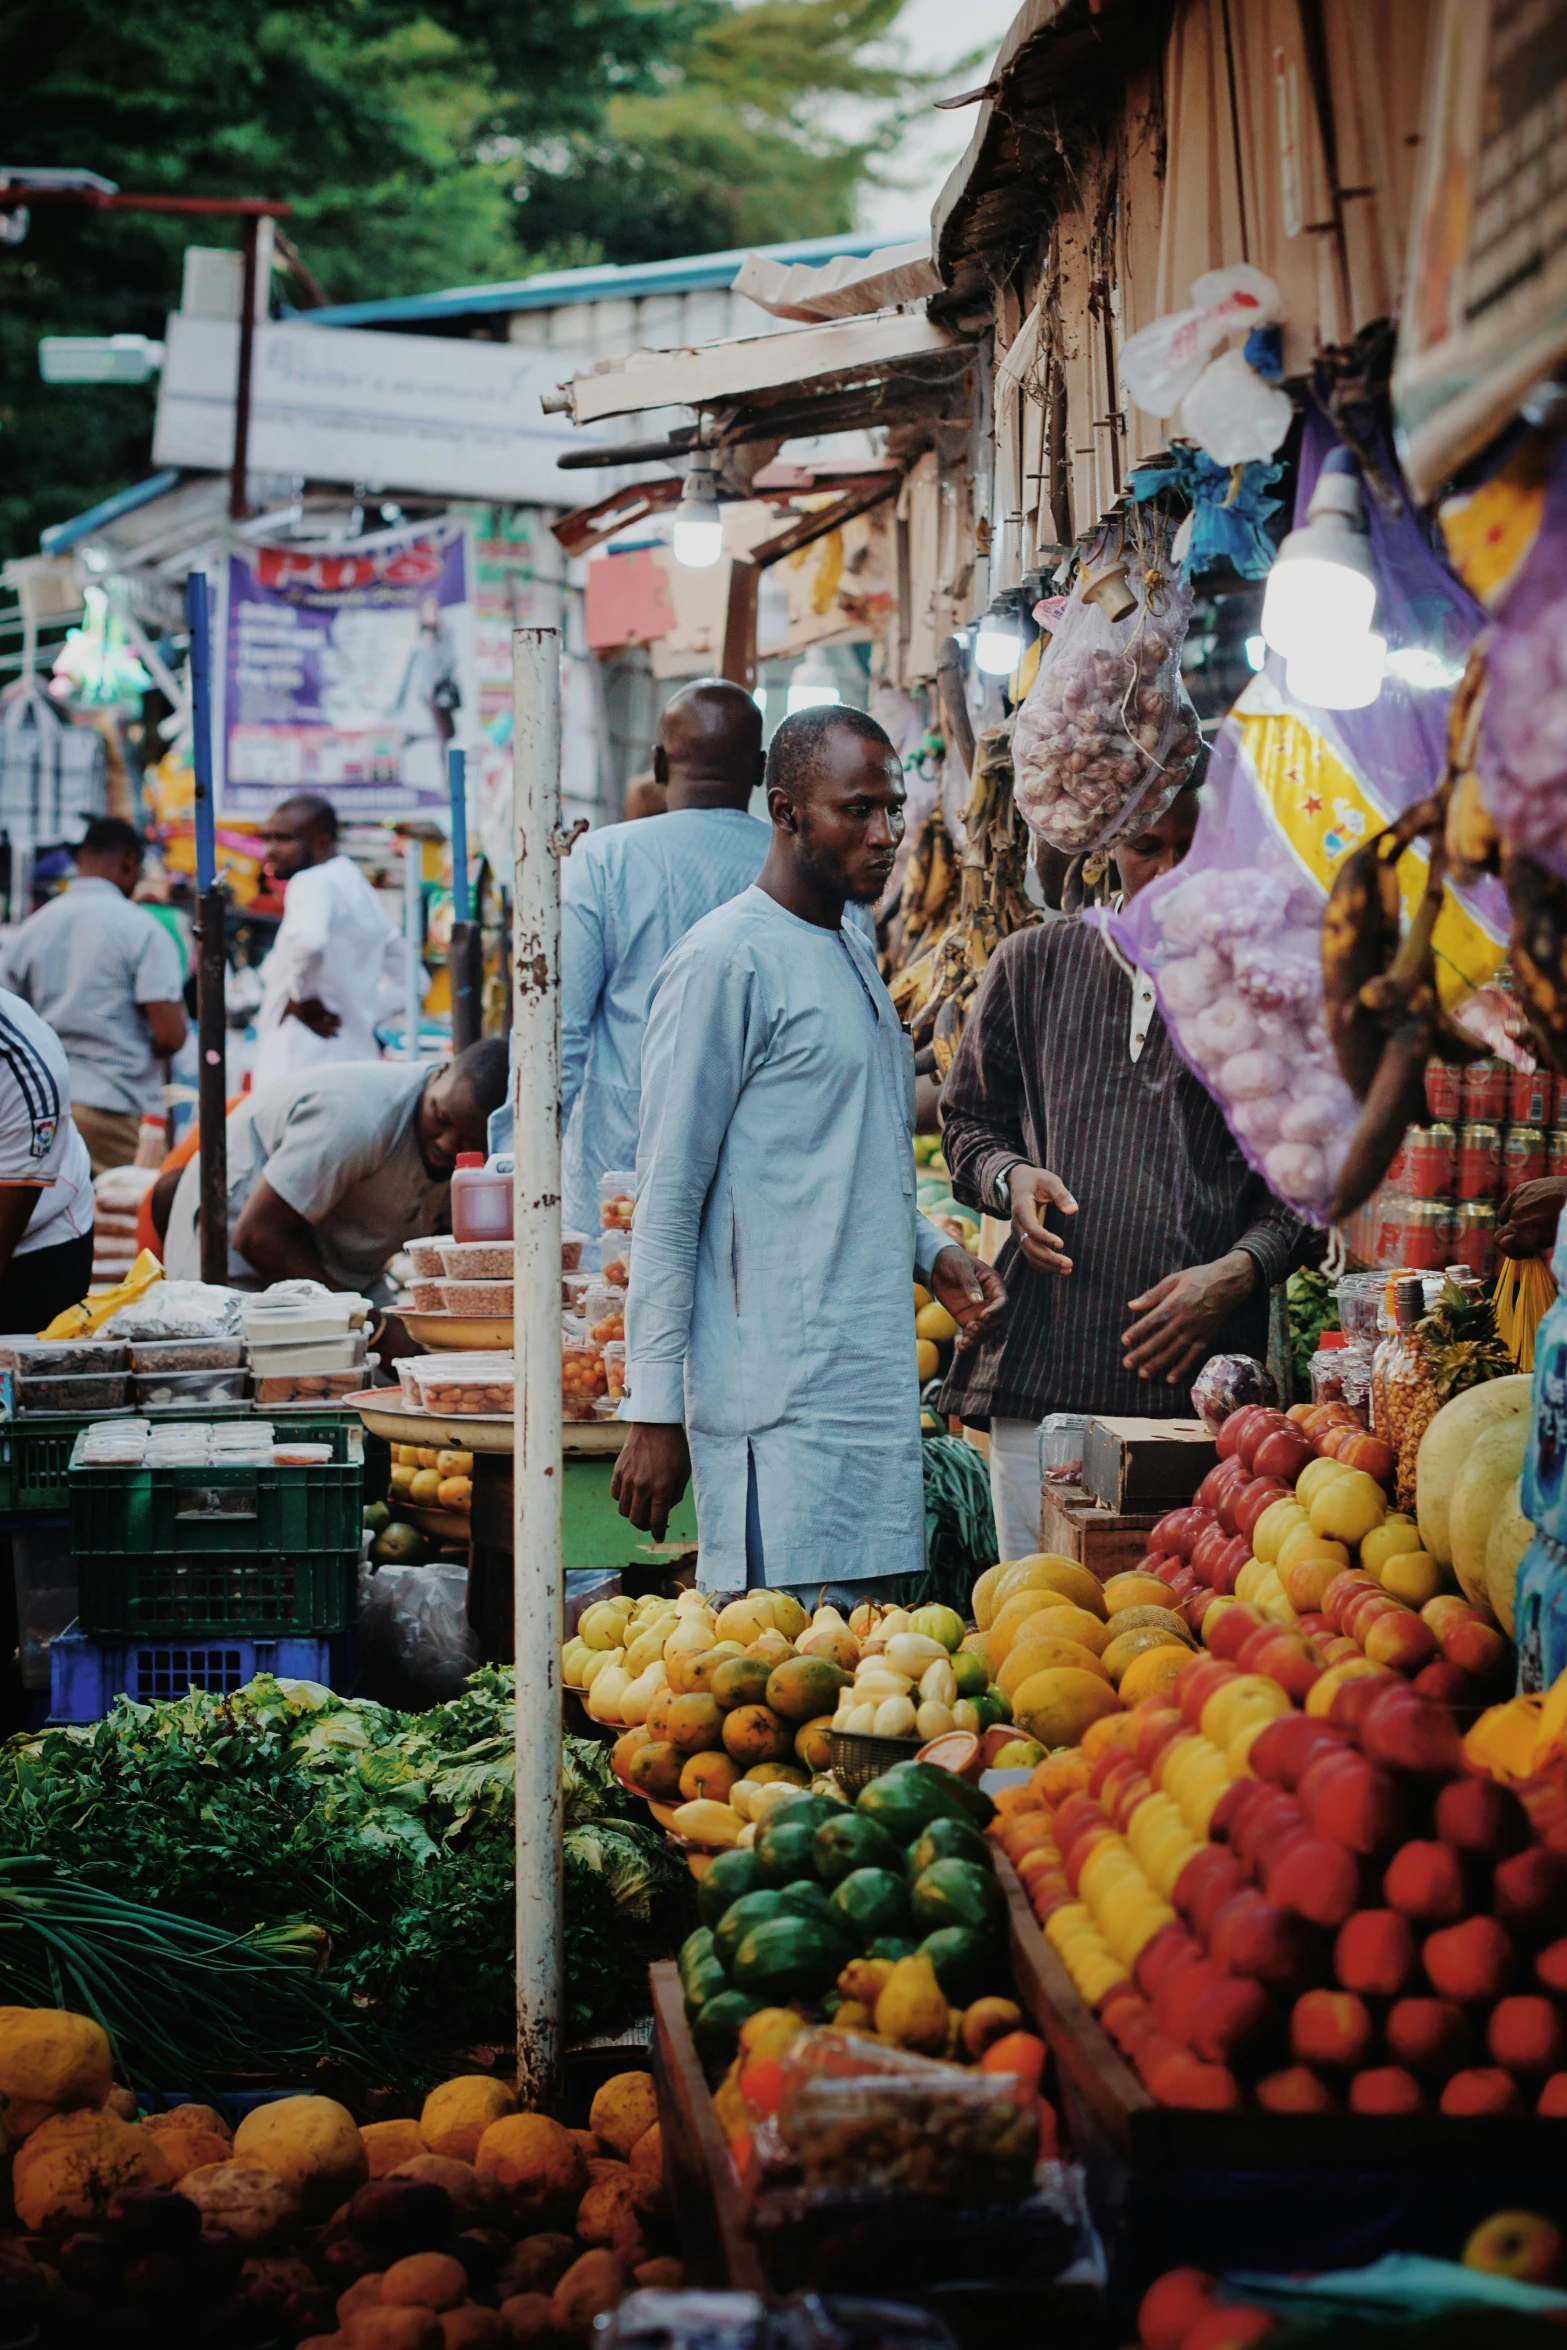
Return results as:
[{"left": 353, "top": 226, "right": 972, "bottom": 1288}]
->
[{"left": 1393, "top": 1280, "right": 1514, "bottom": 1511}]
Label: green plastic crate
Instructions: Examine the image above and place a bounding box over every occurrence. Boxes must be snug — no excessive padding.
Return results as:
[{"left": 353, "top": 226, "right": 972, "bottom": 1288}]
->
[
  {"left": 69, "top": 1425, "right": 363, "bottom": 1559},
  {"left": 76, "top": 1551, "right": 358, "bottom": 1638},
  {"left": 8, "top": 1408, "right": 357, "bottom": 1519}
]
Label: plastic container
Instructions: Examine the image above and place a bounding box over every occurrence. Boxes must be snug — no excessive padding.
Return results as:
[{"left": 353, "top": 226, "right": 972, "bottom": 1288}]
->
[
  {"left": 49, "top": 1623, "right": 353, "bottom": 1724},
  {"left": 246, "top": 1333, "right": 367, "bottom": 1376},
  {"left": 409, "top": 1281, "right": 446, "bottom": 1313},
  {"left": 19, "top": 1373, "right": 129, "bottom": 1413},
  {"left": 13, "top": 1519, "right": 77, "bottom": 1691},
  {"left": 76, "top": 1552, "right": 358, "bottom": 1639},
  {"left": 440, "top": 1239, "right": 513, "bottom": 1280},
  {"left": 601, "top": 1232, "right": 633, "bottom": 1290},
  {"left": 1309, "top": 1331, "right": 1350, "bottom": 1403},
  {"left": 440, "top": 1279, "right": 514, "bottom": 1317},
  {"left": 69, "top": 1424, "right": 363, "bottom": 1558},
  {"left": 128, "top": 1340, "right": 246, "bottom": 1374},
  {"left": 562, "top": 1271, "right": 592, "bottom": 1317},
  {"left": 562, "top": 1321, "right": 606, "bottom": 1422},
  {"left": 1038, "top": 1412, "right": 1089, "bottom": 1485},
  {"left": 1335, "top": 1271, "right": 1384, "bottom": 1336},
  {"left": 585, "top": 1284, "right": 625, "bottom": 1347},
  {"left": 602, "top": 1339, "right": 625, "bottom": 1402},
  {"left": 451, "top": 1153, "right": 513, "bottom": 1243},
  {"left": 599, "top": 1171, "right": 635, "bottom": 1234},
  {"left": 133, "top": 1369, "right": 249, "bottom": 1409},
  {"left": 271, "top": 1441, "right": 334, "bottom": 1465},
  {"left": 406, "top": 1238, "right": 449, "bottom": 1279},
  {"left": 242, "top": 1296, "right": 370, "bottom": 1345},
  {"left": 0, "top": 1338, "right": 127, "bottom": 1375},
  {"left": 561, "top": 1230, "right": 587, "bottom": 1273},
  {"left": 253, "top": 1369, "right": 368, "bottom": 1405},
  {"left": 402, "top": 1353, "right": 514, "bottom": 1417}
]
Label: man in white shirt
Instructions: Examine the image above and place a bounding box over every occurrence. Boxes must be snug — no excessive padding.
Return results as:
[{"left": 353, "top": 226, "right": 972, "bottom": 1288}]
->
[
  {"left": 0, "top": 988, "right": 94, "bottom": 1329},
  {"left": 0, "top": 820, "right": 187, "bottom": 1173},
  {"left": 254, "top": 795, "right": 409, "bottom": 1089}
]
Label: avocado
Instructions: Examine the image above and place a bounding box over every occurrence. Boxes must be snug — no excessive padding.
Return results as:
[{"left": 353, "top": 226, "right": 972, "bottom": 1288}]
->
[
  {"left": 696, "top": 1847, "right": 765, "bottom": 1929},
  {"left": 910, "top": 1857, "right": 1004, "bottom": 1938},
  {"left": 831, "top": 1866, "right": 914, "bottom": 1947},
  {"left": 814, "top": 1811, "right": 902, "bottom": 1886},
  {"left": 907, "top": 1816, "right": 992, "bottom": 1880},
  {"left": 731, "top": 1914, "right": 844, "bottom": 2002}
]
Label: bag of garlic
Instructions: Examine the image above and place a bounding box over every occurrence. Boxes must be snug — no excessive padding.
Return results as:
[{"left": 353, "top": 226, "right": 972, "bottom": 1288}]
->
[
  {"left": 1102, "top": 409, "right": 1507, "bottom": 1228},
  {"left": 1011, "top": 536, "right": 1202, "bottom": 854}
]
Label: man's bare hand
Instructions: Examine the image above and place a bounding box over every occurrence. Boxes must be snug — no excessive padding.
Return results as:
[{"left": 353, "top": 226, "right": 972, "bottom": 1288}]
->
[
  {"left": 931, "top": 1244, "right": 1006, "bottom": 1351},
  {"left": 1006, "top": 1162, "right": 1077, "bottom": 1274},
  {"left": 1498, "top": 1177, "right": 1567, "bottom": 1263},
  {"left": 611, "top": 1423, "right": 692, "bottom": 1542},
  {"left": 285, "top": 996, "right": 342, "bottom": 1038},
  {"left": 1121, "top": 1251, "right": 1255, "bottom": 1383}
]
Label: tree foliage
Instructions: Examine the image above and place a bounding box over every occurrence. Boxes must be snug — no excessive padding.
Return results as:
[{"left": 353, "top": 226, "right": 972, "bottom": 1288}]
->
[{"left": 0, "top": 0, "right": 921, "bottom": 561}]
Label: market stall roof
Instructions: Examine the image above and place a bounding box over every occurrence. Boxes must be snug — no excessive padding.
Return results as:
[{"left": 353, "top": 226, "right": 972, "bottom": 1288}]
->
[
  {"left": 549, "top": 306, "right": 969, "bottom": 429},
  {"left": 288, "top": 231, "right": 910, "bottom": 332},
  {"left": 732, "top": 238, "right": 940, "bottom": 323},
  {"left": 930, "top": 0, "right": 1155, "bottom": 305}
]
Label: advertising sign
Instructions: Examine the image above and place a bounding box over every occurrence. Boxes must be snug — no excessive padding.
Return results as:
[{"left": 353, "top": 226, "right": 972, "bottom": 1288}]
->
[{"left": 219, "top": 520, "right": 478, "bottom": 818}]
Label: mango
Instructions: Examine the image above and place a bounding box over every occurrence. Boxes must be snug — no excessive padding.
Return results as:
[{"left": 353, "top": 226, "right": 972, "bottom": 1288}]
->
[{"left": 766, "top": 1657, "right": 850, "bottom": 1722}]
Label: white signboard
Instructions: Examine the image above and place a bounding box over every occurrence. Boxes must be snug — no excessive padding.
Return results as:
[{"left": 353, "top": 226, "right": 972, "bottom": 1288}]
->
[{"left": 154, "top": 315, "right": 600, "bottom": 504}]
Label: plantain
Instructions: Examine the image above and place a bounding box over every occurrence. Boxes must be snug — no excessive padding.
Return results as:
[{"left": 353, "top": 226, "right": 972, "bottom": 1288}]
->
[
  {"left": 1323, "top": 828, "right": 1407, "bottom": 1098},
  {"left": 1503, "top": 844, "right": 1567, "bottom": 1077},
  {"left": 1330, "top": 1011, "right": 1439, "bottom": 1220}
]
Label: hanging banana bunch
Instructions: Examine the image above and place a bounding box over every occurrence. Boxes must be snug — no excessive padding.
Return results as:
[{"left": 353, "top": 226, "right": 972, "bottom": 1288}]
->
[
  {"left": 888, "top": 723, "right": 1039, "bottom": 1077},
  {"left": 895, "top": 807, "right": 960, "bottom": 957}
]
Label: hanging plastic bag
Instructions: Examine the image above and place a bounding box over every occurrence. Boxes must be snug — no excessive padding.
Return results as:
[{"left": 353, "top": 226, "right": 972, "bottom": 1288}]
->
[
  {"left": 1119, "top": 265, "right": 1283, "bottom": 418},
  {"left": 1179, "top": 347, "right": 1294, "bottom": 464},
  {"left": 1012, "top": 539, "right": 1202, "bottom": 854},
  {"left": 1106, "top": 410, "right": 1506, "bottom": 1227},
  {"left": 1479, "top": 432, "right": 1567, "bottom": 883}
]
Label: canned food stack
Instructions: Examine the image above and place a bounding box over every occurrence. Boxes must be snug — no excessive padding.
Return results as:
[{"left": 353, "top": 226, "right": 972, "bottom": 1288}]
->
[
  {"left": 1372, "top": 1056, "right": 1562, "bottom": 1277},
  {"left": 561, "top": 1169, "right": 634, "bottom": 1421}
]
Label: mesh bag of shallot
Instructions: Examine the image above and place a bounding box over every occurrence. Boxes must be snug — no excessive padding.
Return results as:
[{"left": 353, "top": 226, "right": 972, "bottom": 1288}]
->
[{"left": 1012, "top": 552, "right": 1201, "bottom": 854}]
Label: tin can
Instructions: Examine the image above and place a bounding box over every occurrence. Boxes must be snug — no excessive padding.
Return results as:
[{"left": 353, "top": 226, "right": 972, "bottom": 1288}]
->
[
  {"left": 1456, "top": 1121, "right": 1503, "bottom": 1200},
  {"left": 1452, "top": 1200, "right": 1498, "bottom": 1282},
  {"left": 1391, "top": 1197, "right": 1452, "bottom": 1270},
  {"left": 1404, "top": 1121, "right": 1457, "bottom": 1199},
  {"left": 1504, "top": 1123, "right": 1549, "bottom": 1190},
  {"left": 1425, "top": 1061, "right": 1465, "bottom": 1121},
  {"left": 1511, "top": 1067, "right": 1553, "bottom": 1126},
  {"left": 1463, "top": 1058, "right": 1511, "bottom": 1121},
  {"left": 1556, "top": 1073, "right": 1567, "bottom": 1128},
  {"left": 1385, "top": 1136, "right": 1409, "bottom": 1190},
  {"left": 1551, "top": 1128, "right": 1567, "bottom": 1179}
]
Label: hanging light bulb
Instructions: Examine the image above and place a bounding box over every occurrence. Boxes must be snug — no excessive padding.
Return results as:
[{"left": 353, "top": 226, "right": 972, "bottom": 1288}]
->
[
  {"left": 671, "top": 455, "right": 723, "bottom": 569},
  {"left": 786, "top": 649, "right": 842, "bottom": 714},
  {"left": 1285, "top": 630, "right": 1387, "bottom": 711},
  {"left": 1260, "top": 449, "right": 1378, "bottom": 660},
  {"left": 974, "top": 594, "right": 1025, "bottom": 677}
]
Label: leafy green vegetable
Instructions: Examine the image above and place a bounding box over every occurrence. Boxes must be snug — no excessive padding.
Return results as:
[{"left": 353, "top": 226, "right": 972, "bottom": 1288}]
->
[
  {"left": 1287, "top": 1267, "right": 1339, "bottom": 1401},
  {"left": 0, "top": 1668, "right": 688, "bottom": 2081},
  {"left": 917, "top": 1434, "right": 997, "bottom": 1614}
]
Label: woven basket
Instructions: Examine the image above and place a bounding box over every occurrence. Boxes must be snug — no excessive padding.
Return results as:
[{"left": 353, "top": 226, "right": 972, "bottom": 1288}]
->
[{"left": 829, "top": 1729, "right": 921, "bottom": 1797}]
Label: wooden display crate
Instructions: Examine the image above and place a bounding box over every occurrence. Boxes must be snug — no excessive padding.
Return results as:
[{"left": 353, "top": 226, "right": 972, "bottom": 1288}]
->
[
  {"left": 1079, "top": 1418, "right": 1215, "bottom": 1514},
  {"left": 1037, "top": 1485, "right": 1161, "bottom": 1581}
]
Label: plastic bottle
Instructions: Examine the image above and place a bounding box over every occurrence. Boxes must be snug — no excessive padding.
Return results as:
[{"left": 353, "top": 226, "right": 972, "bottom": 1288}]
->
[{"left": 450, "top": 1153, "right": 513, "bottom": 1242}]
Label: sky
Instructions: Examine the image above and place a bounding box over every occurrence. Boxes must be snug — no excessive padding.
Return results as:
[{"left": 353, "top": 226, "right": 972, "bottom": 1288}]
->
[{"left": 851, "top": 0, "right": 1022, "bottom": 241}]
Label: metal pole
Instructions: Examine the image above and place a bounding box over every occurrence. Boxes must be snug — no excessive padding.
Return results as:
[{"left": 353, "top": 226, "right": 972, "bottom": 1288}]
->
[
  {"left": 511, "top": 626, "right": 563, "bottom": 2112},
  {"left": 447, "top": 746, "right": 480, "bottom": 1055},
  {"left": 186, "top": 572, "right": 228, "bottom": 1285},
  {"left": 403, "top": 837, "right": 422, "bottom": 1061},
  {"left": 229, "top": 215, "right": 259, "bottom": 522}
]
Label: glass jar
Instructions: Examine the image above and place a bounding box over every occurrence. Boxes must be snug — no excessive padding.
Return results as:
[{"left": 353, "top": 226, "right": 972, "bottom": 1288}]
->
[
  {"left": 1405, "top": 1122, "right": 1457, "bottom": 1199},
  {"left": 1336, "top": 1270, "right": 1385, "bottom": 1337},
  {"left": 1310, "top": 1331, "right": 1350, "bottom": 1404},
  {"left": 1456, "top": 1122, "right": 1503, "bottom": 1201},
  {"left": 1462, "top": 1058, "right": 1511, "bottom": 1121},
  {"left": 1504, "top": 1125, "right": 1549, "bottom": 1190},
  {"left": 1512, "top": 1067, "right": 1553, "bottom": 1126},
  {"left": 1452, "top": 1200, "right": 1498, "bottom": 1282},
  {"left": 1425, "top": 1061, "right": 1465, "bottom": 1121},
  {"left": 1038, "top": 1412, "right": 1090, "bottom": 1486},
  {"left": 1371, "top": 1275, "right": 1426, "bottom": 1447}
]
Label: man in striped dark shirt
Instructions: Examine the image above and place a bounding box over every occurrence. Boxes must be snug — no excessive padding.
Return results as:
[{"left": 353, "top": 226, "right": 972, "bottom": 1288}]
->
[{"left": 939, "top": 786, "right": 1309, "bottom": 1559}]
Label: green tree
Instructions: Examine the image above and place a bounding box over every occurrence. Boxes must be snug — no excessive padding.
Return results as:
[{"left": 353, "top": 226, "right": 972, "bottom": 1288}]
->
[{"left": 0, "top": 0, "right": 708, "bottom": 559}]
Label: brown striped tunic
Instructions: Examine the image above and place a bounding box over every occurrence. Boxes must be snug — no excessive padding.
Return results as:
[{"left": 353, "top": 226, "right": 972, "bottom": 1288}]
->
[{"left": 938, "top": 915, "right": 1309, "bottom": 1426}]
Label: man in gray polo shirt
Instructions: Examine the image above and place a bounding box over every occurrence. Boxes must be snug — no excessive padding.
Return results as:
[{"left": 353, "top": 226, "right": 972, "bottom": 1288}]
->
[{"left": 0, "top": 819, "right": 187, "bottom": 1172}]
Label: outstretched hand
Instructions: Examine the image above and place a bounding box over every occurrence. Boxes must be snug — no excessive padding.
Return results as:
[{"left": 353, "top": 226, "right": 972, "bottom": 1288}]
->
[
  {"left": 1121, "top": 1250, "right": 1255, "bottom": 1384},
  {"left": 1006, "top": 1162, "right": 1078, "bottom": 1275},
  {"left": 931, "top": 1244, "right": 1006, "bottom": 1351}
]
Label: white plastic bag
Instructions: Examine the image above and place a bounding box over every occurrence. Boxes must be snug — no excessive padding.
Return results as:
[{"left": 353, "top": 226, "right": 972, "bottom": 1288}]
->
[
  {"left": 1120, "top": 266, "right": 1283, "bottom": 418},
  {"left": 1012, "top": 554, "right": 1201, "bottom": 853},
  {"left": 102, "top": 1282, "right": 244, "bottom": 1340},
  {"left": 1179, "top": 347, "right": 1293, "bottom": 464}
]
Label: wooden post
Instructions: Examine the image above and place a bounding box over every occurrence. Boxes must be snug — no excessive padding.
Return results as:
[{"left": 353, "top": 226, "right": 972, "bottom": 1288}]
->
[
  {"left": 229, "top": 215, "right": 260, "bottom": 523},
  {"left": 511, "top": 626, "right": 564, "bottom": 2111}
]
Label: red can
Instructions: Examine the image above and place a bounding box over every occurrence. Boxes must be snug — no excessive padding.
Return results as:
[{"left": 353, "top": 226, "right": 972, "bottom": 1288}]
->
[
  {"left": 1556, "top": 1073, "right": 1567, "bottom": 1128},
  {"left": 1463, "top": 1058, "right": 1511, "bottom": 1121},
  {"left": 1456, "top": 1121, "right": 1503, "bottom": 1200},
  {"left": 1504, "top": 1123, "right": 1549, "bottom": 1189},
  {"left": 1404, "top": 1122, "right": 1457, "bottom": 1199},
  {"left": 1551, "top": 1127, "right": 1567, "bottom": 1178},
  {"left": 1452, "top": 1200, "right": 1498, "bottom": 1282},
  {"left": 1511, "top": 1067, "right": 1552, "bottom": 1125},
  {"left": 1398, "top": 1198, "right": 1453, "bottom": 1270},
  {"left": 1425, "top": 1061, "right": 1465, "bottom": 1121}
]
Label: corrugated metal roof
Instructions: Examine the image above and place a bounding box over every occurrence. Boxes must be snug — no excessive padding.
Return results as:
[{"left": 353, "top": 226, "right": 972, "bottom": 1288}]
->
[
  {"left": 287, "top": 231, "right": 914, "bottom": 330},
  {"left": 40, "top": 469, "right": 181, "bottom": 553}
]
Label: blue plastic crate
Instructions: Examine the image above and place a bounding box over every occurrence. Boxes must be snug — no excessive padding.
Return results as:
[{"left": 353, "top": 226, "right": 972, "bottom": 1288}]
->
[{"left": 48, "top": 1622, "right": 354, "bottom": 1724}]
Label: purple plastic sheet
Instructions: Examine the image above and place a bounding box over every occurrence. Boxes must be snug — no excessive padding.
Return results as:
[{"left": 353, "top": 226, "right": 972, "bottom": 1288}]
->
[
  {"left": 1480, "top": 431, "right": 1567, "bottom": 883},
  {"left": 1103, "top": 408, "right": 1490, "bottom": 1226}
]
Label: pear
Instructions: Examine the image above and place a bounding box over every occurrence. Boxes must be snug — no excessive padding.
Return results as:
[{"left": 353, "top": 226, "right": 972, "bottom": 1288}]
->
[
  {"left": 744, "top": 1628, "right": 793, "bottom": 1667},
  {"left": 624, "top": 1628, "right": 668, "bottom": 1676},
  {"left": 619, "top": 1660, "right": 668, "bottom": 1726},
  {"left": 797, "top": 1609, "right": 860, "bottom": 1672},
  {"left": 579, "top": 1645, "right": 624, "bottom": 1688},
  {"left": 587, "top": 1662, "right": 632, "bottom": 1723}
]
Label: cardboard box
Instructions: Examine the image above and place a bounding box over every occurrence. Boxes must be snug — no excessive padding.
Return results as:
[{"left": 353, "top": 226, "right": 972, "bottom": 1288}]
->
[{"left": 1081, "top": 1416, "right": 1217, "bottom": 1513}]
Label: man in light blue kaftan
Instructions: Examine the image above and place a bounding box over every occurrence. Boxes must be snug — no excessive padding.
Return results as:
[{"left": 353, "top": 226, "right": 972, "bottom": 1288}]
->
[{"left": 615, "top": 706, "right": 1006, "bottom": 1593}]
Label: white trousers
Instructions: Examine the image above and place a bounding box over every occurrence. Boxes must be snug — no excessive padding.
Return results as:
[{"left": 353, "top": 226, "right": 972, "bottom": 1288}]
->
[{"left": 988, "top": 1417, "right": 1043, "bottom": 1563}]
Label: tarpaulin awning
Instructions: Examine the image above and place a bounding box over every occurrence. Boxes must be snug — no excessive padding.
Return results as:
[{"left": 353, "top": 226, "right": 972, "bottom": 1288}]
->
[
  {"left": 548, "top": 306, "right": 965, "bottom": 427},
  {"left": 731, "top": 239, "right": 941, "bottom": 323}
]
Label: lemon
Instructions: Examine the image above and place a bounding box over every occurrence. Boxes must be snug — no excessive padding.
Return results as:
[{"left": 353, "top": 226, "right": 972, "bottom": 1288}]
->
[
  {"left": 916, "top": 1338, "right": 939, "bottom": 1381},
  {"left": 915, "top": 1301, "right": 958, "bottom": 1344}
]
